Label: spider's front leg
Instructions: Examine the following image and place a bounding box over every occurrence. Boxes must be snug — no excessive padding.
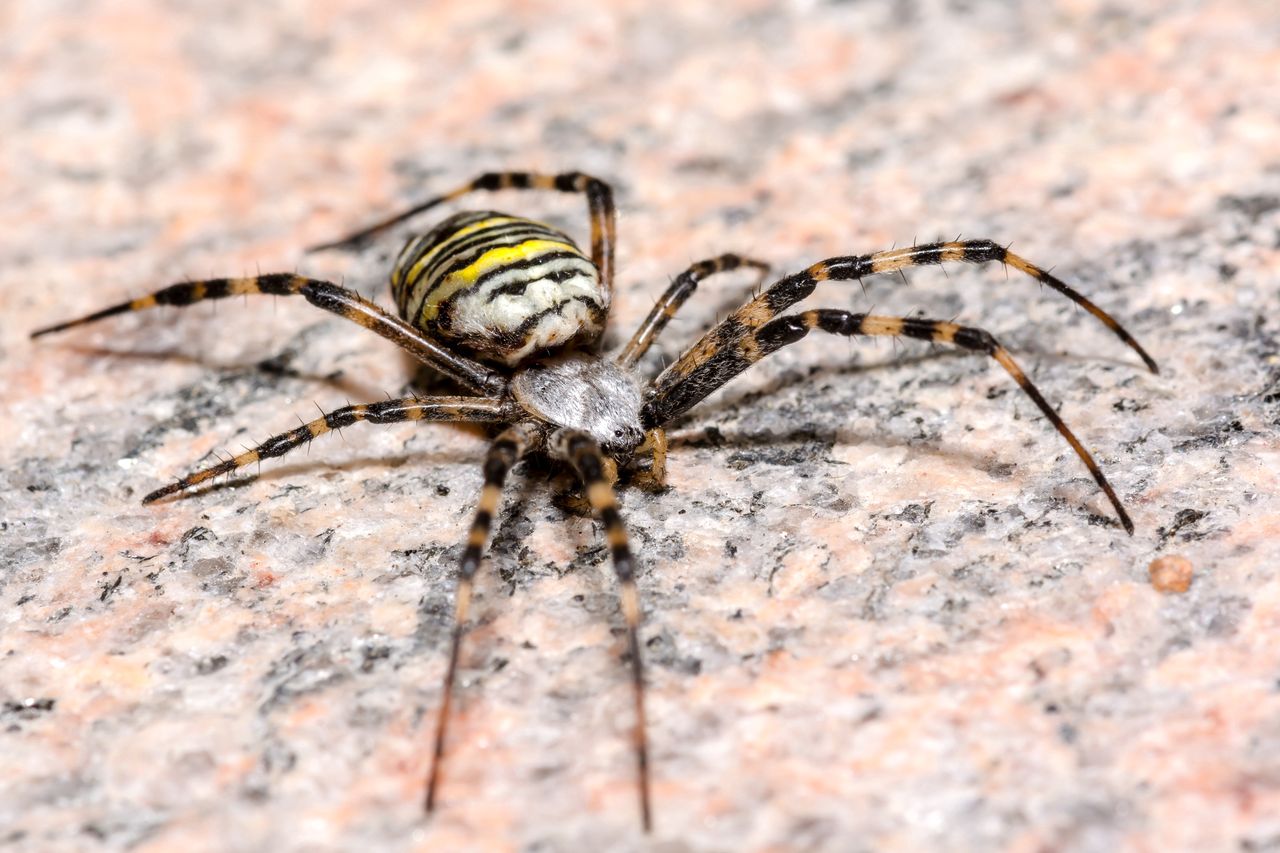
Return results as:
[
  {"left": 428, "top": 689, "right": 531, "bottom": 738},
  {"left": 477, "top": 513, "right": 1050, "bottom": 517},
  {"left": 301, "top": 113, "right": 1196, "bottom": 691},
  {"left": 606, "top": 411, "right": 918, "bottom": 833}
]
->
[
  {"left": 142, "top": 396, "right": 509, "bottom": 503},
  {"left": 554, "top": 426, "right": 666, "bottom": 504},
  {"left": 552, "top": 428, "right": 653, "bottom": 831},
  {"left": 644, "top": 309, "right": 1136, "bottom": 534},
  {"left": 426, "top": 421, "right": 544, "bottom": 815},
  {"left": 653, "top": 241, "right": 1158, "bottom": 388}
]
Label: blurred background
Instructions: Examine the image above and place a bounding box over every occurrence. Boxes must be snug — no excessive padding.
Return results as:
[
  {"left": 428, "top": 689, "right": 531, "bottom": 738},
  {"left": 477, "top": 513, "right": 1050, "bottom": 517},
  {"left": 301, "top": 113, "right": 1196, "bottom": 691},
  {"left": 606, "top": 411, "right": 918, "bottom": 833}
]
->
[{"left": 2, "top": 1, "right": 1278, "bottom": 850}]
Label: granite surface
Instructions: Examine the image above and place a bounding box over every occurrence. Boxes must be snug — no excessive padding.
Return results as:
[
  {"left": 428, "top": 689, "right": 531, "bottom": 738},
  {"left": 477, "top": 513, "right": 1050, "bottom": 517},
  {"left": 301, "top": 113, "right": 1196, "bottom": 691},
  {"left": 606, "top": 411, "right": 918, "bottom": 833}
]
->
[{"left": 2, "top": 1, "right": 1279, "bottom": 851}]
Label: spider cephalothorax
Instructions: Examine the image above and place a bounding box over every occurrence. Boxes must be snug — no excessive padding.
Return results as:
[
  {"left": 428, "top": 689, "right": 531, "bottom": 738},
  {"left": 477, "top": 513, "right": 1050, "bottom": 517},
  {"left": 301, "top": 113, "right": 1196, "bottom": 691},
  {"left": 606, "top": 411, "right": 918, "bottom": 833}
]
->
[{"left": 33, "top": 170, "right": 1157, "bottom": 832}]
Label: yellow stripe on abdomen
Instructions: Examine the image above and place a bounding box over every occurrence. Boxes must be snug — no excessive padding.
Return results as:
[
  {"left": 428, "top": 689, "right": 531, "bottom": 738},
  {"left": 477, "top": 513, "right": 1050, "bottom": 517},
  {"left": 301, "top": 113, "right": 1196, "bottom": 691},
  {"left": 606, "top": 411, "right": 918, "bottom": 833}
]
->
[
  {"left": 390, "top": 209, "right": 607, "bottom": 366},
  {"left": 419, "top": 239, "right": 582, "bottom": 320},
  {"left": 401, "top": 216, "right": 524, "bottom": 287}
]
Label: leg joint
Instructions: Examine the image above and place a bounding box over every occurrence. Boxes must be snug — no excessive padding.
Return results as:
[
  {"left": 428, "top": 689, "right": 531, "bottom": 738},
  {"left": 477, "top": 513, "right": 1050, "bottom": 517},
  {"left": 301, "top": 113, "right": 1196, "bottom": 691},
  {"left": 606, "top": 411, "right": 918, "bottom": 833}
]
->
[
  {"left": 763, "top": 272, "right": 818, "bottom": 313},
  {"left": 554, "top": 171, "right": 604, "bottom": 193},
  {"left": 820, "top": 254, "right": 875, "bottom": 281},
  {"left": 812, "top": 308, "right": 863, "bottom": 336},
  {"left": 482, "top": 453, "right": 512, "bottom": 484},
  {"left": 757, "top": 315, "right": 811, "bottom": 351},
  {"left": 953, "top": 325, "right": 998, "bottom": 353},
  {"left": 962, "top": 239, "right": 1007, "bottom": 264},
  {"left": 300, "top": 279, "right": 344, "bottom": 310}
]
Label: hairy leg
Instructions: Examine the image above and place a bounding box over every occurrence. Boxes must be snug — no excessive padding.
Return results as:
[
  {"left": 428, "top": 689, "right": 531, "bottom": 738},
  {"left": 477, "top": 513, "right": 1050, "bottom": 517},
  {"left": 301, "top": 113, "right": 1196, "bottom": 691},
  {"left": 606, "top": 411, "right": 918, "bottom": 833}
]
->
[
  {"left": 425, "top": 421, "right": 545, "bottom": 814},
  {"left": 651, "top": 241, "right": 1157, "bottom": 403},
  {"left": 553, "top": 428, "right": 653, "bottom": 831},
  {"left": 142, "top": 396, "right": 509, "bottom": 504},
  {"left": 615, "top": 254, "right": 769, "bottom": 368},
  {"left": 645, "top": 310, "right": 1136, "bottom": 534}
]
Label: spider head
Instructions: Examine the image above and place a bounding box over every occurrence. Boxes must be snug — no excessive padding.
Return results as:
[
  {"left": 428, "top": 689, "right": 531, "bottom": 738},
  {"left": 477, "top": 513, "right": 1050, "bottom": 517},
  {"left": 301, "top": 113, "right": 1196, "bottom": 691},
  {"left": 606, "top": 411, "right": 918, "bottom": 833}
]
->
[{"left": 602, "top": 422, "right": 646, "bottom": 458}]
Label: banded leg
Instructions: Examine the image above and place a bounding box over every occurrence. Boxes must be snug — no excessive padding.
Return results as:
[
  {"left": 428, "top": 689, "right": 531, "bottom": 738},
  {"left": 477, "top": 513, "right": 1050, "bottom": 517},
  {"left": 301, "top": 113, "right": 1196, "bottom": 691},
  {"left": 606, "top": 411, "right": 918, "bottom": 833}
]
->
[
  {"left": 142, "top": 396, "right": 507, "bottom": 504},
  {"left": 307, "top": 171, "right": 618, "bottom": 301},
  {"left": 31, "top": 273, "right": 505, "bottom": 395},
  {"left": 644, "top": 310, "right": 1135, "bottom": 535},
  {"left": 615, "top": 254, "right": 770, "bottom": 368},
  {"left": 651, "top": 240, "right": 1157, "bottom": 401},
  {"left": 426, "top": 422, "right": 544, "bottom": 814},
  {"left": 552, "top": 429, "right": 652, "bottom": 831}
]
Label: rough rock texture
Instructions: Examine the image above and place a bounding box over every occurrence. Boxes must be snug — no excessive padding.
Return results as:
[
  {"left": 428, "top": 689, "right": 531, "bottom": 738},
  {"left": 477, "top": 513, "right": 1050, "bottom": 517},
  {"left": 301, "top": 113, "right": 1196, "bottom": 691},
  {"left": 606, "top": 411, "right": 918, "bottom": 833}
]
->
[{"left": 2, "top": 1, "right": 1279, "bottom": 851}]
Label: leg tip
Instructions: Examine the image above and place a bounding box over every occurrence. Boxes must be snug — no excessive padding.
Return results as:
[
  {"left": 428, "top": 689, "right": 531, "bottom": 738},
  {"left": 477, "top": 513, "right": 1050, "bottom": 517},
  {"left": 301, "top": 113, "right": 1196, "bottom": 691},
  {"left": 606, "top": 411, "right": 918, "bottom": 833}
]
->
[
  {"left": 30, "top": 322, "right": 68, "bottom": 339},
  {"left": 141, "top": 484, "right": 181, "bottom": 505},
  {"left": 304, "top": 239, "right": 350, "bottom": 254},
  {"left": 306, "top": 232, "right": 375, "bottom": 254},
  {"left": 1119, "top": 510, "right": 1135, "bottom": 536},
  {"left": 423, "top": 781, "right": 440, "bottom": 816}
]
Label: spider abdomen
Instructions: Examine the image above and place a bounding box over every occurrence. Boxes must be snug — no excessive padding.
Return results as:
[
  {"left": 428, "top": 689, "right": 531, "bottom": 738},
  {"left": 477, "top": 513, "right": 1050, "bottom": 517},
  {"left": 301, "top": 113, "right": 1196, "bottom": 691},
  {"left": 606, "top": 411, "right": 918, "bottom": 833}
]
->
[{"left": 392, "top": 211, "right": 607, "bottom": 366}]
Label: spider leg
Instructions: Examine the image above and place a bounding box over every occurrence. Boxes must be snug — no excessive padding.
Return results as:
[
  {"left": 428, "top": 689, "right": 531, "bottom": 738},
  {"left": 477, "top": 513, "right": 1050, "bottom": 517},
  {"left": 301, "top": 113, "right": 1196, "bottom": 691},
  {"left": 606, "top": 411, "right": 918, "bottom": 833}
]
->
[
  {"left": 644, "top": 309, "right": 1135, "bottom": 535},
  {"left": 552, "top": 428, "right": 653, "bottom": 832},
  {"left": 306, "top": 171, "right": 617, "bottom": 301},
  {"left": 31, "top": 273, "right": 505, "bottom": 395},
  {"left": 615, "top": 254, "right": 770, "bottom": 368},
  {"left": 652, "top": 242, "right": 1157, "bottom": 392},
  {"left": 142, "top": 396, "right": 508, "bottom": 504},
  {"left": 630, "top": 427, "right": 669, "bottom": 491},
  {"left": 426, "top": 421, "right": 544, "bottom": 814}
]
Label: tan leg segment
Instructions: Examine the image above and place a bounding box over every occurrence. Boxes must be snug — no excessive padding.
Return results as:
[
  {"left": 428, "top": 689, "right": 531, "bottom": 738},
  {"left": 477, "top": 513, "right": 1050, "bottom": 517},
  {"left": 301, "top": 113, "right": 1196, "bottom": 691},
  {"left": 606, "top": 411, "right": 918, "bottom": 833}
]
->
[
  {"left": 630, "top": 428, "right": 668, "bottom": 491},
  {"left": 616, "top": 254, "right": 770, "bottom": 368}
]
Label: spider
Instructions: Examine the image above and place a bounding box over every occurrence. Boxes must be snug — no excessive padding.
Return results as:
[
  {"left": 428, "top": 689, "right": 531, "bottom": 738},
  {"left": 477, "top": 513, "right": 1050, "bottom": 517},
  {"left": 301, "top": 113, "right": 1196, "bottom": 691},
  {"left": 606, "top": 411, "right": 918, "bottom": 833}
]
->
[{"left": 32, "top": 170, "right": 1157, "bottom": 831}]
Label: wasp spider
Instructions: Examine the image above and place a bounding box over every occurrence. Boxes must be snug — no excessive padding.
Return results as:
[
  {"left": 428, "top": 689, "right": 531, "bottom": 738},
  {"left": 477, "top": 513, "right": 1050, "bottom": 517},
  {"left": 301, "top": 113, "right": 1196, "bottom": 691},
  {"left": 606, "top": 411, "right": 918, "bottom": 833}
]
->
[{"left": 33, "top": 171, "right": 1157, "bottom": 831}]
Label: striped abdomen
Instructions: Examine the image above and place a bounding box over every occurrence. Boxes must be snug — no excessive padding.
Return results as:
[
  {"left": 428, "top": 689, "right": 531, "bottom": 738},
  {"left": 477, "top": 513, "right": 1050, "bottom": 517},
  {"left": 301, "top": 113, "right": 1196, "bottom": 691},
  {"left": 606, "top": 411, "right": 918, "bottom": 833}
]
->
[{"left": 391, "top": 211, "right": 607, "bottom": 367}]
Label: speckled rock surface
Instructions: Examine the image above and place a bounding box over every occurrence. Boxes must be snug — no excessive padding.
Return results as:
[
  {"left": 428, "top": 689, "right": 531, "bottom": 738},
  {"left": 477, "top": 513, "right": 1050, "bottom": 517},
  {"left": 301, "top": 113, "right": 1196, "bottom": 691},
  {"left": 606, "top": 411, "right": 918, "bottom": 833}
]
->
[{"left": 3, "top": 1, "right": 1279, "bottom": 851}]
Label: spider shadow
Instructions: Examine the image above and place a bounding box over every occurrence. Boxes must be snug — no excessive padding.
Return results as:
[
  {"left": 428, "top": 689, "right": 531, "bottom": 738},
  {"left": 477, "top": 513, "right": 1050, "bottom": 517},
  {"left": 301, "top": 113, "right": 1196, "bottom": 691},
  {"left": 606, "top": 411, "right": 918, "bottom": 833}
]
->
[
  {"left": 672, "top": 346, "right": 967, "bottom": 421},
  {"left": 57, "top": 343, "right": 390, "bottom": 402},
  {"left": 677, "top": 338, "right": 1142, "bottom": 421},
  {"left": 667, "top": 417, "right": 999, "bottom": 476},
  {"left": 664, "top": 341, "right": 1140, "bottom": 479},
  {"left": 398, "top": 455, "right": 619, "bottom": 689}
]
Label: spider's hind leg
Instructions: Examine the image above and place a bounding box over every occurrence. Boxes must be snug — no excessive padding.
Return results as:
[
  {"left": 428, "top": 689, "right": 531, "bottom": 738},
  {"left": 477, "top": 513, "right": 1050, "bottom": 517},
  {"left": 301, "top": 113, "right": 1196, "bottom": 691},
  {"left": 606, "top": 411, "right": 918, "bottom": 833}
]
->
[
  {"left": 426, "top": 421, "right": 544, "bottom": 814},
  {"left": 306, "top": 171, "right": 617, "bottom": 299}
]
